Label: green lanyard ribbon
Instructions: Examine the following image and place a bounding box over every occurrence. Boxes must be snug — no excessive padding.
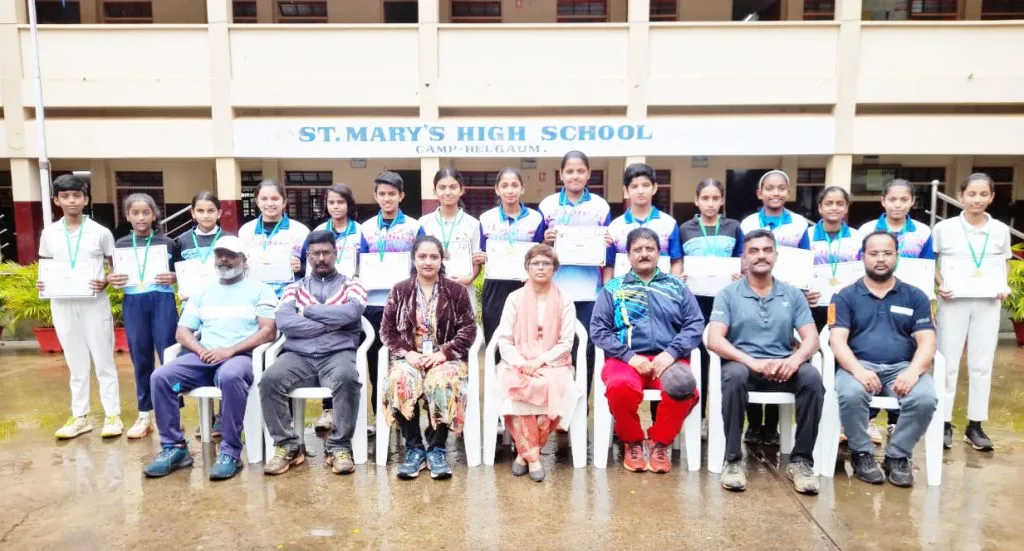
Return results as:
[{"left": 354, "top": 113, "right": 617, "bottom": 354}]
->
[
  {"left": 328, "top": 219, "right": 354, "bottom": 265},
  {"left": 436, "top": 209, "right": 464, "bottom": 254},
  {"left": 699, "top": 216, "right": 722, "bottom": 257},
  {"left": 63, "top": 216, "right": 87, "bottom": 269},
  {"left": 962, "top": 219, "right": 990, "bottom": 272},
  {"left": 257, "top": 216, "right": 283, "bottom": 250},
  {"left": 823, "top": 226, "right": 842, "bottom": 279},
  {"left": 191, "top": 228, "right": 221, "bottom": 264},
  {"left": 132, "top": 231, "right": 153, "bottom": 285}
]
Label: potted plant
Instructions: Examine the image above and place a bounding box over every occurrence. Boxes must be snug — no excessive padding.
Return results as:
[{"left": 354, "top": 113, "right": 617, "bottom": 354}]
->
[
  {"left": 1003, "top": 244, "right": 1024, "bottom": 346},
  {"left": 0, "top": 261, "right": 129, "bottom": 353}
]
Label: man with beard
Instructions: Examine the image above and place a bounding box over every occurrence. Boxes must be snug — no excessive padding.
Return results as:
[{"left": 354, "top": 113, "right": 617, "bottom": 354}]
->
[
  {"left": 829, "top": 230, "right": 937, "bottom": 488},
  {"left": 144, "top": 236, "right": 278, "bottom": 481},
  {"left": 591, "top": 228, "right": 704, "bottom": 474},
  {"left": 261, "top": 230, "right": 367, "bottom": 476},
  {"left": 707, "top": 229, "right": 823, "bottom": 494}
]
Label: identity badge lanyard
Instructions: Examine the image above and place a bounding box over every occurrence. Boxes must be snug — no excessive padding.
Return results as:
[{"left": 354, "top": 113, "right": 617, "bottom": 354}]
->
[
  {"left": 63, "top": 216, "right": 86, "bottom": 269},
  {"left": 132, "top": 231, "right": 153, "bottom": 290},
  {"left": 437, "top": 210, "right": 464, "bottom": 259},
  {"left": 824, "top": 228, "right": 842, "bottom": 286},
  {"left": 328, "top": 219, "right": 353, "bottom": 265},
  {"left": 416, "top": 280, "right": 438, "bottom": 355},
  {"left": 962, "top": 221, "right": 990, "bottom": 277},
  {"left": 192, "top": 227, "right": 221, "bottom": 264},
  {"left": 258, "top": 216, "right": 283, "bottom": 262},
  {"left": 699, "top": 216, "right": 721, "bottom": 257}
]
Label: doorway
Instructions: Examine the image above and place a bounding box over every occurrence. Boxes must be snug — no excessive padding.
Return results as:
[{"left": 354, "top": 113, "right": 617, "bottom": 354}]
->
[
  {"left": 383, "top": 1, "right": 418, "bottom": 23},
  {"left": 393, "top": 170, "right": 423, "bottom": 218},
  {"left": 725, "top": 169, "right": 772, "bottom": 221}
]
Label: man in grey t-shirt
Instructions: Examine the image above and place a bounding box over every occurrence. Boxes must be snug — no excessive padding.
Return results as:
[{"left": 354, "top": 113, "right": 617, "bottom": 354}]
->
[{"left": 707, "top": 229, "right": 824, "bottom": 495}]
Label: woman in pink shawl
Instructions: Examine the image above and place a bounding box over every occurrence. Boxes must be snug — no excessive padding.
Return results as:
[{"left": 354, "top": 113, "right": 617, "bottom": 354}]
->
[{"left": 495, "top": 244, "right": 582, "bottom": 482}]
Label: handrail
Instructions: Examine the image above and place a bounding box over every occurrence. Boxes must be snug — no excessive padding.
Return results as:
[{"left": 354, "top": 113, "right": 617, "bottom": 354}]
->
[
  {"left": 159, "top": 204, "right": 192, "bottom": 230},
  {"left": 928, "top": 180, "right": 1024, "bottom": 242}
]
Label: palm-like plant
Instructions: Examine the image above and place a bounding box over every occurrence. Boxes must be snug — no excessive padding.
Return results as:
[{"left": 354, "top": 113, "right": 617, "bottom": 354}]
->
[
  {"left": 1003, "top": 244, "right": 1024, "bottom": 322},
  {"left": 0, "top": 262, "right": 53, "bottom": 329}
]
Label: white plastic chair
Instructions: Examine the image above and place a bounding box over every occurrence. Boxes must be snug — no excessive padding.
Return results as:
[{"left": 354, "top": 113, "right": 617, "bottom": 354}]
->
[
  {"left": 375, "top": 326, "right": 485, "bottom": 467},
  {"left": 704, "top": 326, "right": 823, "bottom": 474},
  {"left": 817, "top": 326, "right": 945, "bottom": 486},
  {"left": 161, "top": 338, "right": 275, "bottom": 465},
  {"left": 482, "top": 320, "right": 589, "bottom": 469},
  {"left": 593, "top": 344, "right": 702, "bottom": 471},
  {"left": 260, "top": 316, "right": 374, "bottom": 465}
]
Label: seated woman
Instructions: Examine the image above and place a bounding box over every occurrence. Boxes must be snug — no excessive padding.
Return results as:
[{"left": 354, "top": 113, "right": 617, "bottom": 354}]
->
[
  {"left": 381, "top": 235, "right": 478, "bottom": 481},
  {"left": 495, "top": 244, "right": 581, "bottom": 482}
]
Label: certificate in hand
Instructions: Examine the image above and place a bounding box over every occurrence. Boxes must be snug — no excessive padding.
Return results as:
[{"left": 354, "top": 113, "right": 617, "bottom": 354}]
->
[
  {"left": 554, "top": 226, "right": 607, "bottom": 266},
  {"left": 247, "top": 246, "right": 294, "bottom": 283},
  {"left": 613, "top": 253, "right": 671, "bottom": 278},
  {"left": 940, "top": 256, "right": 1007, "bottom": 298},
  {"left": 773, "top": 246, "right": 815, "bottom": 290},
  {"left": 359, "top": 252, "right": 411, "bottom": 290},
  {"left": 485, "top": 241, "right": 533, "bottom": 281},
  {"left": 894, "top": 258, "right": 936, "bottom": 300},
  {"left": 175, "top": 259, "right": 218, "bottom": 299},
  {"left": 683, "top": 256, "right": 742, "bottom": 297},
  {"left": 444, "top": 240, "right": 474, "bottom": 278},
  {"left": 306, "top": 248, "right": 358, "bottom": 279},
  {"left": 808, "top": 262, "right": 864, "bottom": 306},
  {"left": 38, "top": 258, "right": 99, "bottom": 299},
  {"left": 112, "top": 245, "right": 170, "bottom": 286}
]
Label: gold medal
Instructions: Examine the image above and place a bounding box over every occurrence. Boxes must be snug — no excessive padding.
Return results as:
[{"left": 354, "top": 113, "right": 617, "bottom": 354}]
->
[
  {"left": 444, "top": 250, "right": 450, "bottom": 260},
  {"left": 138, "top": 281, "right": 147, "bottom": 290},
  {"left": 974, "top": 268, "right": 984, "bottom": 278},
  {"left": 828, "top": 277, "right": 840, "bottom": 287}
]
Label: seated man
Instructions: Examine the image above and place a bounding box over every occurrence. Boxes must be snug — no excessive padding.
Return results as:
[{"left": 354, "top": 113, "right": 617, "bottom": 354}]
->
[
  {"left": 590, "top": 228, "right": 704, "bottom": 474},
  {"left": 144, "top": 236, "right": 278, "bottom": 481},
  {"left": 707, "top": 229, "right": 823, "bottom": 495},
  {"left": 830, "top": 230, "right": 938, "bottom": 487},
  {"left": 261, "top": 230, "right": 367, "bottom": 476}
]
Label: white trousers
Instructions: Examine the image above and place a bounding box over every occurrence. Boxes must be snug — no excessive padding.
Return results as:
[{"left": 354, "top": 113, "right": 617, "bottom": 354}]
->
[
  {"left": 51, "top": 295, "right": 120, "bottom": 417},
  {"left": 937, "top": 297, "right": 1001, "bottom": 422}
]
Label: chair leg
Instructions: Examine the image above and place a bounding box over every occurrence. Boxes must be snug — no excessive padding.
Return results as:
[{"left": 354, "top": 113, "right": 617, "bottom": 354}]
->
[
  {"left": 925, "top": 406, "right": 943, "bottom": 486},
  {"left": 593, "top": 395, "right": 613, "bottom": 469},
  {"left": 779, "top": 403, "right": 795, "bottom": 455},
  {"left": 198, "top": 398, "right": 212, "bottom": 444},
  {"left": 243, "top": 391, "right": 265, "bottom": 464},
  {"left": 482, "top": 394, "right": 499, "bottom": 466},
  {"left": 354, "top": 386, "right": 368, "bottom": 465},
  {"left": 817, "top": 394, "right": 841, "bottom": 478},
  {"left": 683, "top": 408, "right": 701, "bottom": 472},
  {"left": 570, "top": 396, "right": 587, "bottom": 469},
  {"left": 292, "top": 398, "right": 305, "bottom": 453}
]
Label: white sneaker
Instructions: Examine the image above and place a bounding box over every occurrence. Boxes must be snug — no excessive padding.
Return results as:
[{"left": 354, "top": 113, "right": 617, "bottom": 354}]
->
[
  {"left": 101, "top": 416, "right": 124, "bottom": 438},
  {"left": 126, "top": 415, "right": 154, "bottom": 439},
  {"left": 867, "top": 422, "right": 883, "bottom": 445},
  {"left": 55, "top": 416, "right": 93, "bottom": 440},
  {"left": 315, "top": 409, "right": 333, "bottom": 431}
]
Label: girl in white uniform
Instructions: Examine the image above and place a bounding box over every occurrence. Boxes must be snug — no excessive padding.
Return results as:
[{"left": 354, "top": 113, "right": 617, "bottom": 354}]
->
[
  {"left": 420, "top": 168, "right": 483, "bottom": 313},
  {"left": 238, "top": 180, "right": 310, "bottom": 298},
  {"left": 934, "top": 173, "right": 1012, "bottom": 452}
]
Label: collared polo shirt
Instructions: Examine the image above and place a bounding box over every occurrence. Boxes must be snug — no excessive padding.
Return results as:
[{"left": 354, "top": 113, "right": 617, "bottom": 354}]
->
[
  {"left": 539, "top": 189, "right": 612, "bottom": 302},
  {"left": 710, "top": 277, "right": 813, "bottom": 359},
  {"left": 857, "top": 215, "right": 934, "bottom": 259},
  {"left": 39, "top": 216, "right": 115, "bottom": 293},
  {"left": 478, "top": 204, "right": 546, "bottom": 252},
  {"left": 932, "top": 213, "right": 1012, "bottom": 260},
  {"left": 359, "top": 210, "right": 424, "bottom": 306},
  {"left": 605, "top": 207, "right": 682, "bottom": 266},
  {"left": 829, "top": 278, "right": 933, "bottom": 364},
  {"left": 678, "top": 216, "right": 745, "bottom": 258},
  {"left": 806, "top": 221, "right": 862, "bottom": 265},
  {"left": 740, "top": 208, "right": 811, "bottom": 250}
]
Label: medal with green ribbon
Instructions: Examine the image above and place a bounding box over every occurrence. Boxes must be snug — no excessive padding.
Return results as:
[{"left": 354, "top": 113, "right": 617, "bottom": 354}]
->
[
  {"left": 63, "top": 216, "right": 86, "bottom": 269},
  {"left": 437, "top": 209, "right": 464, "bottom": 260},
  {"left": 962, "top": 219, "right": 990, "bottom": 278},
  {"left": 191, "top": 227, "right": 220, "bottom": 264},
  {"left": 824, "top": 225, "right": 842, "bottom": 287},
  {"left": 132, "top": 231, "right": 153, "bottom": 290},
  {"left": 328, "top": 219, "right": 353, "bottom": 265},
  {"left": 699, "top": 215, "right": 721, "bottom": 257}
]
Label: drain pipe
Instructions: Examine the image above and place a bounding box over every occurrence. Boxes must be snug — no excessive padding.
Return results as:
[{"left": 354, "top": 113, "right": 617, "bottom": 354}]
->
[{"left": 27, "top": 0, "right": 54, "bottom": 227}]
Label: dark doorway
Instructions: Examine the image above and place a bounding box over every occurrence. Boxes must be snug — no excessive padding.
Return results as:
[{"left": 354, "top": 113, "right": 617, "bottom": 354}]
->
[
  {"left": 725, "top": 169, "right": 772, "bottom": 221},
  {"left": 383, "top": 1, "right": 418, "bottom": 23},
  {"left": 394, "top": 170, "right": 423, "bottom": 218},
  {"left": 732, "top": 0, "right": 781, "bottom": 21}
]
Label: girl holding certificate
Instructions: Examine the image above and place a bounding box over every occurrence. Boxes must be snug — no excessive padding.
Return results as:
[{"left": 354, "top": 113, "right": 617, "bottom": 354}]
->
[
  {"left": 934, "top": 173, "right": 1012, "bottom": 452},
  {"left": 176, "top": 191, "right": 231, "bottom": 301},
  {"left": 738, "top": 170, "right": 810, "bottom": 447},
  {"left": 359, "top": 171, "right": 425, "bottom": 417},
  {"left": 238, "top": 180, "right": 310, "bottom": 297},
  {"left": 479, "top": 168, "right": 546, "bottom": 341},
  {"left": 302, "top": 182, "right": 364, "bottom": 431},
  {"left": 857, "top": 179, "right": 934, "bottom": 260},
  {"left": 107, "top": 193, "right": 179, "bottom": 440},
  {"left": 804, "top": 186, "right": 862, "bottom": 330},
  {"left": 420, "top": 168, "right": 483, "bottom": 311},
  {"left": 678, "top": 178, "right": 744, "bottom": 418}
]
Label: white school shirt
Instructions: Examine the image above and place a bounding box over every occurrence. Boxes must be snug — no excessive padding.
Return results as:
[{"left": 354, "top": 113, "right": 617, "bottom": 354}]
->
[
  {"left": 858, "top": 215, "right": 935, "bottom": 259},
  {"left": 932, "top": 213, "right": 1012, "bottom": 260},
  {"left": 311, "top": 219, "right": 363, "bottom": 276},
  {"left": 420, "top": 208, "right": 483, "bottom": 256},
  {"left": 538, "top": 189, "right": 612, "bottom": 302},
  {"left": 605, "top": 208, "right": 683, "bottom": 266},
  {"left": 238, "top": 215, "right": 311, "bottom": 296},
  {"left": 478, "top": 204, "right": 546, "bottom": 251},
  {"left": 805, "top": 222, "right": 863, "bottom": 265},
  {"left": 740, "top": 208, "right": 811, "bottom": 250},
  {"left": 38, "top": 216, "right": 115, "bottom": 302},
  {"left": 359, "top": 210, "right": 424, "bottom": 306}
]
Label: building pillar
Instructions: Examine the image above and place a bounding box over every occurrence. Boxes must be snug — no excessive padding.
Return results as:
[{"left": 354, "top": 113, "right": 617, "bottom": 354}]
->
[
  {"left": 825, "top": 155, "right": 854, "bottom": 191},
  {"left": 418, "top": 0, "right": 440, "bottom": 214},
  {"left": 215, "top": 158, "right": 242, "bottom": 232},
  {"left": 963, "top": 0, "right": 983, "bottom": 20},
  {"left": 11, "top": 159, "right": 44, "bottom": 263}
]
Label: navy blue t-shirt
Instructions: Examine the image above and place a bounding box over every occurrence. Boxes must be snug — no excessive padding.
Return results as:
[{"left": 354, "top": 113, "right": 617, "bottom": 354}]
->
[{"left": 829, "top": 278, "right": 933, "bottom": 364}]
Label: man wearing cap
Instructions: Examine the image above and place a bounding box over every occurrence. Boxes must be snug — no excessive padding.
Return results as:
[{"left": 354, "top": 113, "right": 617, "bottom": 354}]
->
[
  {"left": 261, "top": 230, "right": 367, "bottom": 476},
  {"left": 590, "top": 227, "right": 704, "bottom": 473},
  {"left": 144, "top": 236, "right": 278, "bottom": 481}
]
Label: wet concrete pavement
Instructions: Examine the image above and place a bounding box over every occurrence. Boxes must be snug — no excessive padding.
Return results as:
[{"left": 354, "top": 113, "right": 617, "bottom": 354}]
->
[{"left": 1, "top": 344, "right": 1023, "bottom": 550}]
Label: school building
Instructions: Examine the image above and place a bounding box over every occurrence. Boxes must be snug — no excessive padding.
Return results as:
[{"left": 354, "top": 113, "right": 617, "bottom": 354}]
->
[{"left": 1, "top": 0, "right": 1022, "bottom": 262}]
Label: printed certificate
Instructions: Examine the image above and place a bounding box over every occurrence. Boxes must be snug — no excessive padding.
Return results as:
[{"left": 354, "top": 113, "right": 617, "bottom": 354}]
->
[
  {"left": 940, "top": 256, "right": 1008, "bottom": 299},
  {"left": 808, "top": 262, "right": 864, "bottom": 306},
  {"left": 444, "top": 240, "right": 474, "bottom": 278},
  {"left": 683, "top": 256, "right": 742, "bottom": 297},
  {"left": 894, "top": 258, "right": 936, "bottom": 300},
  {"left": 773, "top": 246, "right": 815, "bottom": 290},
  {"left": 38, "top": 259, "right": 99, "bottom": 299},
  {"left": 485, "top": 241, "right": 533, "bottom": 281},
  {"left": 613, "top": 253, "right": 672, "bottom": 278},
  {"left": 359, "top": 252, "right": 411, "bottom": 290},
  {"left": 112, "top": 245, "right": 169, "bottom": 287},
  {"left": 174, "top": 259, "right": 218, "bottom": 299},
  {"left": 554, "top": 226, "right": 607, "bottom": 266},
  {"left": 247, "top": 245, "right": 294, "bottom": 283}
]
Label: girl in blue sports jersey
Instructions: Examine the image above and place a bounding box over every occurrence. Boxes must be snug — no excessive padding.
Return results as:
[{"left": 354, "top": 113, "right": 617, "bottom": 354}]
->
[
  {"left": 678, "top": 178, "right": 744, "bottom": 419},
  {"left": 857, "top": 179, "right": 934, "bottom": 260},
  {"left": 805, "top": 186, "right": 862, "bottom": 331}
]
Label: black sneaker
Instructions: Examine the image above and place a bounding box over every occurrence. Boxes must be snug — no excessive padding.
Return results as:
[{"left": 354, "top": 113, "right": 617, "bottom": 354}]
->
[
  {"left": 850, "top": 451, "right": 884, "bottom": 485},
  {"left": 964, "top": 422, "right": 994, "bottom": 452},
  {"left": 743, "top": 425, "right": 763, "bottom": 446},
  {"left": 943, "top": 422, "right": 953, "bottom": 449},
  {"left": 882, "top": 456, "right": 914, "bottom": 487}
]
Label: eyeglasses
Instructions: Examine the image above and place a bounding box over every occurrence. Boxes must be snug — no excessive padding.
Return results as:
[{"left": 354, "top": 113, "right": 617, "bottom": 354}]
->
[
  {"left": 528, "top": 261, "right": 554, "bottom": 268},
  {"left": 865, "top": 251, "right": 896, "bottom": 259}
]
